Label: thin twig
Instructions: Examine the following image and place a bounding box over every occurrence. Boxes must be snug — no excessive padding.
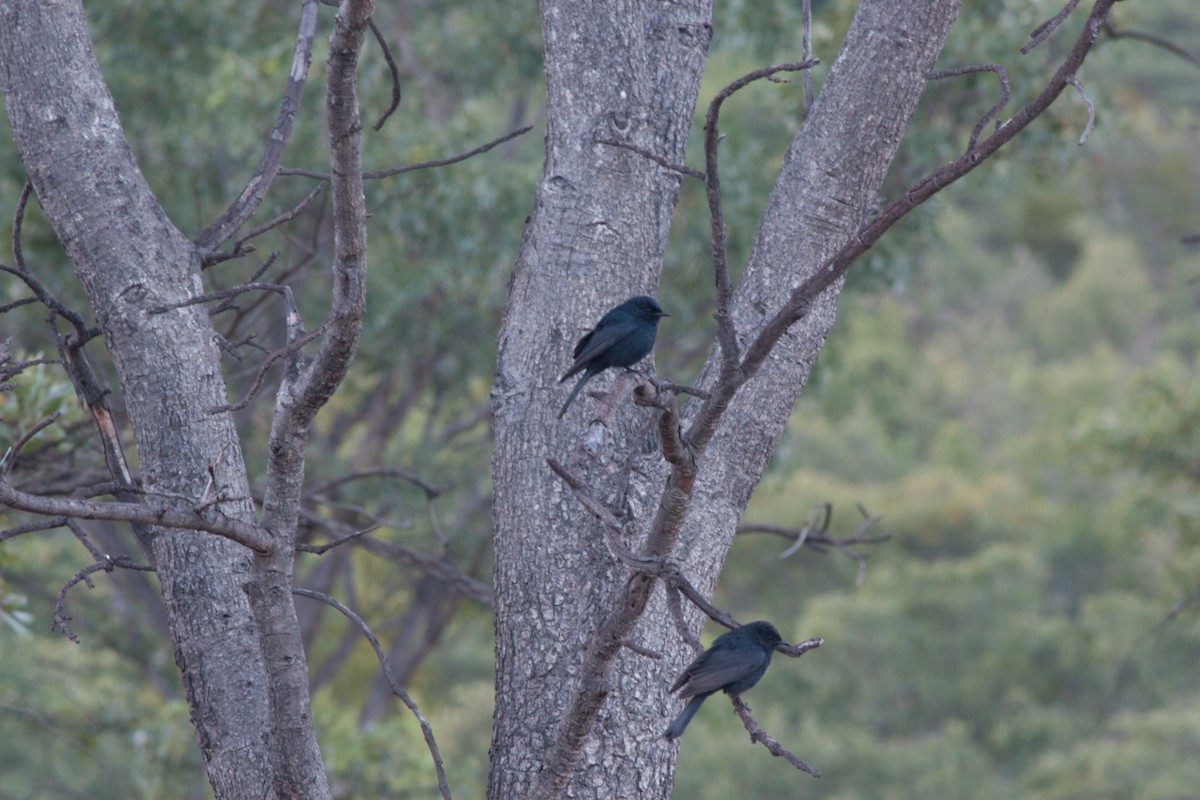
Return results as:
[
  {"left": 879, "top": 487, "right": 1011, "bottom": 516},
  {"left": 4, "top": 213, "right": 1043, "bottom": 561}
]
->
[
  {"left": 927, "top": 64, "right": 1011, "bottom": 150},
  {"left": 1, "top": 411, "right": 61, "bottom": 473},
  {"left": 1067, "top": 76, "right": 1095, "bottom": 144},
  {"left": 195, "top": 0, "right": 319, "bottom": 249},
  {"left": 293, "top": 587, "right": 453, "bottom": 800},
  {"left": 280, "top": 125, "right": 534, "bottom": 181},
  {"left": 210, "top": 326, "right": 324, "bottom": 413},
  {"left": 1101, "top": 20, "right": 1200, "bottom": 68},
  {"left": 1023, "top": 0, "right": 1083, "bottom": 54},
  {"left": 595, "top": 140, "right": 706, "bottom": 180},
  {"left": 369, "top": 18, "right": 402, "bottom": 131},
  {"left": 730, "top": 694, "right": 821, "bottom": 777}
]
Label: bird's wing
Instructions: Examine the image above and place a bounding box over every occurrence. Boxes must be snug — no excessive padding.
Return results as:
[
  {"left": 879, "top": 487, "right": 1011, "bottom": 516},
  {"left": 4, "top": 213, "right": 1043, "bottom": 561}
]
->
[
  {"left": 672, "top": 646, "right": 767, "bottom": 698},
  {"left": 567, "top": 318, "right": 635, "bottom": 370}
]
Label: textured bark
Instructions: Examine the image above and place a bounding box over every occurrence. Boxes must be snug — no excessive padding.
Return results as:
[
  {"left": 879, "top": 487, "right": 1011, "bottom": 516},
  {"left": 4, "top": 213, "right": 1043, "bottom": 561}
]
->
[
  {"left": 489, "top": 1, "right": 713, "bottom": 796},
  {"left": 0, "top": 2, "right": 274, "bottom": 796},
  {"left": 490, "top": 1, "right": 961, "bottom": 797},
  {"left": 0, "top": 1, "right": 361, "bottom": 797}
]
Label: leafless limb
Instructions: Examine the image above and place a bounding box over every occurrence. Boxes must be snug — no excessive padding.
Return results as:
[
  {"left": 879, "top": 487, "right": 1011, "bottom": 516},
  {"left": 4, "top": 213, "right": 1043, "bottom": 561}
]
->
[
  {"left": 194, "top": 0, "right": 319, "bottom": 250},
  {"left": 595, "top": 139, "right": 705, "bottom": 180},
  {"left": 621, "top": 640, "right": 662, "bottom": 659},
  {"left": 306, "top": 466, "right": 442, "bottom": 500},
  {"left": 1102, "top": 19, "right": 1200, "bottom": 68},
  {"left": 293, "top": 587, "right": 453, "bottom": 800},
  {"left": 202, "top": 185, "right": 327, "bottom": 268},
  {"left": 1022, "top": 0, "right": 1083, "bottom": 54},
  {"left": 52, "top": 553, "right": 155, "bottom": 643},
  {"left": 737, "top": 502, "right": 888, "bottom": 585},
  {"left": 368, "top": 18, "right": 402, "bottom": 130},
  {"left": 4, "top": 182, "right": 98, "bottom": 342},
  {"left": 295, "top": 524, "right": 378, "bottom": 554},
  {"left": 279, "top": 125, "right": 533, "bottom": 181},
  {"left": 928, "top": 63, "right": 1011, "bottom": 150},
  {"left": 1067, "top": 76, "right": 1095, "bottom": 144},
  {"left": 356, "top": 535, "right": 494, "bottom": 606},
  {"left": 0, "top": 411, "right": 61, "bottom": 473},
  {"left": 703, "top": 61, "right": 820, "bottom": 376},
  {"left": 0, "top": 477, "right": 274, "bottom": 552},
  {"left": 210, "top": 325, "right": 324, "bottom": 414},
  {"left": 730, "top": 694, "right": 821, "bottom": 777},
  {"left": 148, "top": 282, "right": 288, "bottom": 316},
  {"left": 0, "top": 516, "right": 68, "bottom": 543}
]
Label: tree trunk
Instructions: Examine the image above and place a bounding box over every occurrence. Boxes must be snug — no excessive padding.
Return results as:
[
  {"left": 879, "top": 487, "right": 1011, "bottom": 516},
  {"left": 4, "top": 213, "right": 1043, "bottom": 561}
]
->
[
  {"left": 0, "top": 2, "right": 335, "bottom": 797},
  {"left": 489, "top": 1, "right": 961, "bottom": 797}
]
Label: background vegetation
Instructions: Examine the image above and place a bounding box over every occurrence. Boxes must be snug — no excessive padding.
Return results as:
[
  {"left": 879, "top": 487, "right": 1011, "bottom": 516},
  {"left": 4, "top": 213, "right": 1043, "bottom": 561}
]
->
[{"left": 2, "top": 0, "right": 1198, "bottom": 797}]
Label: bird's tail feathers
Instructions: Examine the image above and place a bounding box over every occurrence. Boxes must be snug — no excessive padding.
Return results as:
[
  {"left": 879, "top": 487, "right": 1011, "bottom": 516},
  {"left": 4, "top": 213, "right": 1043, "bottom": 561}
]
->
[
  {"left": 557, "top": 371, "right": 592, "bottom": 419},
  {"left": 663, "top": 695, "right": 707, "bottom": 741}
]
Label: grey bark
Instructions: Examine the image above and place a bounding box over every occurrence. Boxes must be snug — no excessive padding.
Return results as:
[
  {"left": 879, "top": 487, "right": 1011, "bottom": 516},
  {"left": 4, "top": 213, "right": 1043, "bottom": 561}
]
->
[
  {"left": 490, "top": 1, "right": 961, "bottom": 797},
  {"left": 0, "top": 0, "right": 374, "bottom": 796},
  {"left": 0, "top": 2, "right": 276, "bottom": 795}
]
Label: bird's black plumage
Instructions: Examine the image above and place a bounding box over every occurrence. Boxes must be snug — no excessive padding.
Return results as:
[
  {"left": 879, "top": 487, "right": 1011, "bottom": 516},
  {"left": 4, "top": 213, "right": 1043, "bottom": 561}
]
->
[
  {"left": 558, "top": 295, "right": 669, "bottom": 419},
  {"left": 663, "top": 620, "right": 783, "bottom": 741}
]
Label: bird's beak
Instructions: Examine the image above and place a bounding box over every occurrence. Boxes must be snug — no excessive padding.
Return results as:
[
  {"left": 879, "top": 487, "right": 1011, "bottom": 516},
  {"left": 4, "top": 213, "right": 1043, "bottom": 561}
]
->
[{"left": 661, "top": 311, "right": 671, "bottom": 317}]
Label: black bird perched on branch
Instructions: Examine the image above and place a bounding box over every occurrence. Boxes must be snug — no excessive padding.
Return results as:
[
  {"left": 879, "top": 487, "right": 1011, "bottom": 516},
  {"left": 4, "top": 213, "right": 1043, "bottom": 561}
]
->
[
  {"left": 558, "top": 295, "right": 669, "bottom": 419},
  {"left": 663, "top": 620, "right": 782, "bottom": 741}
]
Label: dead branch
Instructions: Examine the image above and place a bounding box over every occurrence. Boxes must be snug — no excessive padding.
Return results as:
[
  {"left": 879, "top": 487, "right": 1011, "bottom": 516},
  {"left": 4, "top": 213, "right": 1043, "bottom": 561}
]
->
[
  {"left": 1022, "top": 0, "right": 1083, "bottom": 54},
  {"left": 194, "top": 0, "right": 319, "bottom": 250},
  {"left": 730, "top": 694, "right": 821, "bottom": 777},
  {"left": 1067, "top": 76, "right": 1095, "bottom": 144},
  {"left": 0, "top": 516, "right": 68, "bottom": 543},
  {"left": 704, "top": 61, "right": 820, "bottom": 377},
  {"left": 0, "top": 477, "right": 274, "bottom": 553},
  {"left": 279, "top": 125, "right": 533, "bottom": 181},
  {"left": 1102, "top": 19, "right": 1200, "bottom": 68},
  {"left": 52, "top": 553, "right": 155, "bottom": 643},
  {"left": 202, "top": 186, "right": 327, "bottom": 268},
  {"left": 293, "top": 587, "right": 452, "bottom": 800},
  {"left": 4, "top": 182, "right": 98, "bottom": 343},
  {"left": 210, "top": 325, "right": 324, "bottom": 414},
  {"left": 368, "top": 18, "right": 402, "bottom": 130},
  {"left": 927, "top": 63, "right": 1011, "bottom": 150},
  {"left": 0, "top": 411, "right": 61, "bottom": 473}
]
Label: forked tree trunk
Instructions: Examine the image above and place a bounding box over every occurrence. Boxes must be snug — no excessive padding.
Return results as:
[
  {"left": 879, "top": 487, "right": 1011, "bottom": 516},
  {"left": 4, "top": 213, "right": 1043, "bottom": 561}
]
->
[{"left": 489, "top": 1, "right": 961, "bottom": 797}]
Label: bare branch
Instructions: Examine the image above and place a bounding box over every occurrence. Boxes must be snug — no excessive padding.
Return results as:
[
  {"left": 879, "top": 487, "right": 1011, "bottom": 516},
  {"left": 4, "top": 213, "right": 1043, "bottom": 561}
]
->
[
  {"left": 703, "top": 61, "right": 820, "bottom": 378},
  {"left": 928, "top": 63, "right": 1011, "bottom": 150},
  {"left": 4, "top": 181, "right": 98, "bottom": 342},
  {"left": 194, "top": 0, "right": 319, "bottom": 250},
  {"left": 368, "top": 18, "right": 402, "bottom": 130},
  {"left": 52, "top": 554, "right": 155, "bottom": 643},
  {"left": 1067, "top": 76, "right": 1095, "bottom": 144},
  {"left": 201, "top": 185, "right": 327, "bottom": 268},
  {"left": 1022, "top": 0, "right": 1083, "bottom": 54},
  {"left": 356, "top": 535, "right": 493, "bottom": 606},
  {"left": 211, "top": 325, "right": 324, "bottom": 414},
  {"left": 293, "top": 587, "right": 453, "bottom": 800},
  {"left": 1102, "top": 19, "right": 1200, "bottom": 68},
  {"left": 0, "top": 477, "right": 274, "bottom": 553},
  {"left": 595, "top": 139, "right": 706, "bottom": 180},
  {"left": 279, "top": 125, "right": 534, "bottom": 181},
  {"left": 295, "top": 524, "right": 378, "bottom": 554},
  {"left": 730, "top": 693, "right": 821, "bottom": 777},
  {"left": 0, "top": 516, "right": 68, "bottom": 543},
  {"left": 0, "top": 411, "right": 61, "bottom": 473}
]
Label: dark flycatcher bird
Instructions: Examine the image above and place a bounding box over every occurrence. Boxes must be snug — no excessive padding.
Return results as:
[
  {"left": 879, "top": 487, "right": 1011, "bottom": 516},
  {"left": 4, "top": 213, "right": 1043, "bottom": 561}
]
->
[
  {"left": 558, "top": 295, "right": 669, "bottom": 419},
  {"left": 663, "top": 620, "right": 783, "bottom": 741}
]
